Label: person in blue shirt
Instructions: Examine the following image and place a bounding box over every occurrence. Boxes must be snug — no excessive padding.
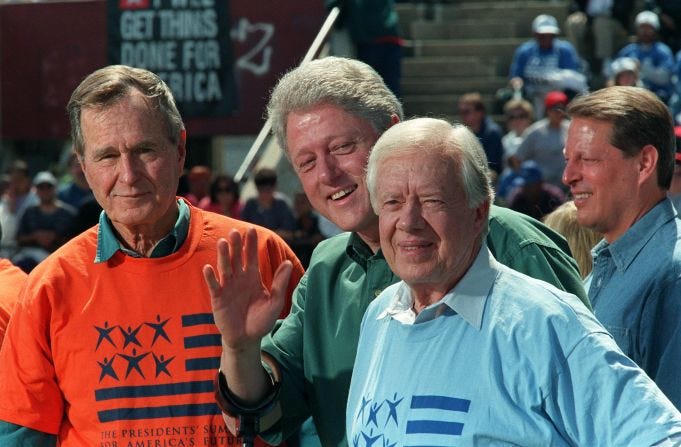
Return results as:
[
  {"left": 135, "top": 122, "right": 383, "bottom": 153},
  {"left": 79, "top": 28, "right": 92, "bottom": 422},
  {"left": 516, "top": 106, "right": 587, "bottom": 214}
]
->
[
  {"left": 509, "top": 14, "right": 586, "bottom": 117},
  {"left": 347, "top": 116, "right": 681, "bottom": 446},
  {"left": 616, "top": 10, "right": 675, "bottom": 103},
  {"left": 563, "top": 85, "right": 681, "bottom": 409}
]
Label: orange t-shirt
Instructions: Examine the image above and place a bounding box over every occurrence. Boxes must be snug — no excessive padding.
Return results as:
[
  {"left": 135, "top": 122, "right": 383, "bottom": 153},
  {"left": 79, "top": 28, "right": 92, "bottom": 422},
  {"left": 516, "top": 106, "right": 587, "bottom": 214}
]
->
[
  {"left": 0, "top": 205, "right": 304, "bottom": 446},
  {"left": 0, "top": 258, "right": 27, "bottom": 346}
]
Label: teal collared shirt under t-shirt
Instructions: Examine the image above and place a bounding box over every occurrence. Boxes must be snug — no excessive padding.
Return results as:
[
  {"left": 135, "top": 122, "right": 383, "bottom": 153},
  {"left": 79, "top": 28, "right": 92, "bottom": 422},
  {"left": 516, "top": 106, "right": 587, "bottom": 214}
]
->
[
  {"left": 94, "top": 199, "right": 190, "bottom": 262},
  {"left": 585, "top": 197, "right": 681, "bottom": 409}
]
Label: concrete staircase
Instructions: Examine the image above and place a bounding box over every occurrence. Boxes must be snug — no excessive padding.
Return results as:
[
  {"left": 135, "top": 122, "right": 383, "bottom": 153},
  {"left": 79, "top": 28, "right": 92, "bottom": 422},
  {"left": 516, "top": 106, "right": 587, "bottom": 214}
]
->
[{"left": 396, "top": 0, "right": 570, "bottom": 122}]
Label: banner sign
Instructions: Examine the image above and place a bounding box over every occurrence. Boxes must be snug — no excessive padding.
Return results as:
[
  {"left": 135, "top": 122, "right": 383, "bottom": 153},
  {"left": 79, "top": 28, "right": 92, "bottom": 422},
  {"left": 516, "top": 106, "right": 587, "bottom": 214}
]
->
[{"left": 107, "top": 0, "right": 237, "bottom": 119}]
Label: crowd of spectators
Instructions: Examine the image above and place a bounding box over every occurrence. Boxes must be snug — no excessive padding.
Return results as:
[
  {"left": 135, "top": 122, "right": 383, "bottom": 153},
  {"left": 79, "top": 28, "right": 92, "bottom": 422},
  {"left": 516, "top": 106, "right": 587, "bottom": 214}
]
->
[{"left": 0, "top": 160, "right": 332, "bottom": 272}]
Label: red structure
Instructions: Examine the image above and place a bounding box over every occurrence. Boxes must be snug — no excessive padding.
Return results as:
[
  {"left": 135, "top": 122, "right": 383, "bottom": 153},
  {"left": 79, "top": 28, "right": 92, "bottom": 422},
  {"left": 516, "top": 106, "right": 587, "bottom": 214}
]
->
[{"left": 0, "top": 0, "right": 325, "bottom": 139}]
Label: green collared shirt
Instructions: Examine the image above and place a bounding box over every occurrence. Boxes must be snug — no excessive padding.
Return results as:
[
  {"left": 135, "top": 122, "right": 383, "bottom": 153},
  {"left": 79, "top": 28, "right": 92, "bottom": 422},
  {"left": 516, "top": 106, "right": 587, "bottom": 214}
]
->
[{"left": 94, "top": 199, "right": 190, "bottom": 262}]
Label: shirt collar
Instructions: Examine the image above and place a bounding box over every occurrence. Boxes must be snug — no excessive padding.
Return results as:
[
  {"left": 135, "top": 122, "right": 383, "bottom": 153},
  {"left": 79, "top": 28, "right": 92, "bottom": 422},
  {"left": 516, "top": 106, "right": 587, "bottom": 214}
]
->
[
  {"left": 346, "top": 231, "right": 383, "bottom": 270},
  {"left": 378, "top": 244, "right": 497, "bottom": 329},
  {"left": 593, "top": 198, "right": 676, "bottom": 272},
  {"left": 95, "top": 198, "right": 190, "bottom": 263}
]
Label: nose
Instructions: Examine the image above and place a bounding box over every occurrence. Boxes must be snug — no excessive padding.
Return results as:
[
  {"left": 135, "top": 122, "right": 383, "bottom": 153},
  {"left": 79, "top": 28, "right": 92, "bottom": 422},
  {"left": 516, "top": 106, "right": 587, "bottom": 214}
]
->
[
  {"left": 562, "top": 158, "right": 578, "bottom": 187},
  {"left": 118, "top": 153, "right": 141, "bottom": 185},
  {"left": 397, "top": 198, "right": 425, "bottom": 232},
  {"left": 317, "top": 152, "right": 341, "bottom": 184}
]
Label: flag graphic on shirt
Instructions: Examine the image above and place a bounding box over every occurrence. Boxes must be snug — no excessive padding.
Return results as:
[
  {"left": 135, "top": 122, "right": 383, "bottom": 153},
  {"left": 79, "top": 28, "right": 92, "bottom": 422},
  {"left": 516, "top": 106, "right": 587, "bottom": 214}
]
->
[
  {"left": 93, "top": 313, "right": 222, "bottom": 422},
  {"left": 353, "top": 393, "right": 470, "bottom": 447}
]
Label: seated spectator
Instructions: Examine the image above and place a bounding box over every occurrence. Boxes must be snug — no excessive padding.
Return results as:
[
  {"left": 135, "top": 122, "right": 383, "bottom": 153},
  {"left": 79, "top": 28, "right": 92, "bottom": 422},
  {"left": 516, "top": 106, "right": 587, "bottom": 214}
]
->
[
  {"left": 58, "top": 152, "right": 93, "bottom": 210},
  {"left": 615, "top": 10, "right": 675, "bottom": 103},
  {"left": 509, "top": 14, "right": 587, "bottom": 117},
  {"left": 0, "top": 160, "right": 38, "bottom": 259},
  {"left": 607, "top": 56, "right": 644, "bottom": 87},
  {"left": 204, "top": 174, "right": 243, "bottom": 219},
  {"left": 14, "top": 171, "right": 76, "bottom": 272},
  {"left": 544, "top": 200, "right": 602, "bottom": 278},
  {"left": 508, "top": 160, "right": 566, "bottom": 220},
  {"left": 514, "top": 91, "right": 571, "bottom": 191},
  {"left": 183, "top": 165, "right": 212, "bottom": 207},
  {"left": 241, "top": 167, "right": 297, "bottom": 240},
  {"left": 564, "top": 0, "right": 632, "bottom": 86},
  {"left": 655, "top": 0, "right": 681, "bottom": 53},
  {"left": 458, "top": 92, "right": 504, "bottom": 175},
  {"left": 289, "top": 192, "right": 324, "bottom": 268},
  {"left": 496, "top": 99, "right": 535, "bottom": 204},
  {"left": 501, "top": 98, "right": 535, "bottom": 159}
]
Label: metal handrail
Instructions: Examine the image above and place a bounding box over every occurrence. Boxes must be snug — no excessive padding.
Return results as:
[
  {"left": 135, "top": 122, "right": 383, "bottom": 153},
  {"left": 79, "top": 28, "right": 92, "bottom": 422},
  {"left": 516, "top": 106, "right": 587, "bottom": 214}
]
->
[{"left": 233, "top": 6, "right": 340, "bottom": 184}]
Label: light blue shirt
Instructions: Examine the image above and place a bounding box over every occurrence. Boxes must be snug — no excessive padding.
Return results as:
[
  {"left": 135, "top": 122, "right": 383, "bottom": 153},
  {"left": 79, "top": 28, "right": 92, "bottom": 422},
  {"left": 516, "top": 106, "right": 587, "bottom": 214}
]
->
[
  {"left": 348, "top": 245, "right": 681, "bottom": 446},
  {"left": 586, "top": 198, "right": 681, "bottom": 409}
]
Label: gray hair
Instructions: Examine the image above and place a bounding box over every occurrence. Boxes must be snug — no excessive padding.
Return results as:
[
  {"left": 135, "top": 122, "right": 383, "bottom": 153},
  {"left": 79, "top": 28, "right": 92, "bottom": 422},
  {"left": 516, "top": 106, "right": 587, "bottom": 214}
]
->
[
  {"left": 267, "top": 56, "right": 403, "bottom": 155},
  {"left": 67, "top": 65, "right": 184, "bottom": 156},
  {"left": 366, "top": 117, "right": 494, "bottom": 213}
]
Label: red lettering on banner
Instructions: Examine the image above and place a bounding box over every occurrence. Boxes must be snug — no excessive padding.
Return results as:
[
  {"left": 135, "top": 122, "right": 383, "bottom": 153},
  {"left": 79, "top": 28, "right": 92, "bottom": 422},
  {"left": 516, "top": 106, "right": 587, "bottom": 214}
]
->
[{"left": 119, "top": 0, "right": 150, "bottom": 10}]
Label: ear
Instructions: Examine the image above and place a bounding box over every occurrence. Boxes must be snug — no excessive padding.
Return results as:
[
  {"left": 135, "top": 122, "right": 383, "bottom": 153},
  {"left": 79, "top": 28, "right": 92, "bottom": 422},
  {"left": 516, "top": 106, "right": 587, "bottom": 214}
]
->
[
  {"left": 638, "top": 144, "right": 659, "bottom": 186},
  {"left": 474, "top": 199, "right": 491, "bottom": 231},
  {"left": 389, "top": 114, "right": 400, "bottom": 127}
]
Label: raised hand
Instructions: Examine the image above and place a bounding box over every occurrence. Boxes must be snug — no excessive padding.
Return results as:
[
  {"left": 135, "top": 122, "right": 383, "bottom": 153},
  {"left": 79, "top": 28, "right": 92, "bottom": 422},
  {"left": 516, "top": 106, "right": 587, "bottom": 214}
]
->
[{"left": 203, "top": 228, "right": 292, "bottom": 352}]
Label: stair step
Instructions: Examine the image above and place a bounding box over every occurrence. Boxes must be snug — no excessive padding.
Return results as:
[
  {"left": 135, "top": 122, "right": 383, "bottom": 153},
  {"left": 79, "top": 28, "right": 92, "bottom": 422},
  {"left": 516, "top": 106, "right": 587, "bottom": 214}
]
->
[
  {"left": 403, "top": 56, "right": 499, "bottom": 78},
  {"left": 401, "top": 76, "right": 509, "bottom": 95},
  {"left": 402, "top": 93, "right": 499, "bottom": 117},
  {"left": 409, "top": 20, "right": 520, "bottom": 40},
  {"left": 397, "top": 1, "right": 569, "bottom": 38}
]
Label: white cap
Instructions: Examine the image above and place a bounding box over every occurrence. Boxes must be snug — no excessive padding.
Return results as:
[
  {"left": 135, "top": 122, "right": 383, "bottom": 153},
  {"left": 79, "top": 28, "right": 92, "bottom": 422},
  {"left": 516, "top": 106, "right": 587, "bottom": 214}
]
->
[
  {"left": 532, "top": 14, "right": 560, "bottom": 35},
  {"left": 33, "top": 171, "right": 57, "bottom": 187},
  {"left": 610, "top": 57, "right": 639, "bottom": 76},
  {"left": 635, "top": 11, "right": 660, "bottom": 30}
]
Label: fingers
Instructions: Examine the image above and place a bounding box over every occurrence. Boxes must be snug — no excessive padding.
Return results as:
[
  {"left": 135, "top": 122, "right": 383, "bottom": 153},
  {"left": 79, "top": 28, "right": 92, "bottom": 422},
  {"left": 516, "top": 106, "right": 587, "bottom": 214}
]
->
[
  {"left": 226, "top": 230, "right": 242, "bottom": 275},
  {"left": 245, "top": 228, "right": 259, "bottom": 274},
  {"left": 216, "top": 237, "right": 233, "bottom": 282},
  {"left": 269, "top": 260, "right": 293, "bottom": 316},
  {"left": 202, "top": 264, "right": 220, "bottom": 295}
]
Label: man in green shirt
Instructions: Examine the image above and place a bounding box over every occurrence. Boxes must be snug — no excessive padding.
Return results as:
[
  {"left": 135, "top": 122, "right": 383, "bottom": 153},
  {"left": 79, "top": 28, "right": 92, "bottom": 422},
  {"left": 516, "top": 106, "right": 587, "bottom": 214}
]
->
[{"left": 204, "top": 56, "right": 589, "bottom": 447}]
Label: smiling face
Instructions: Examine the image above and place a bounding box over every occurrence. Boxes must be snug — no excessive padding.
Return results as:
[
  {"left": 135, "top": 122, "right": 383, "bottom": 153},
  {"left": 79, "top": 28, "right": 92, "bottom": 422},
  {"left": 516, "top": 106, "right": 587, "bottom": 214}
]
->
[
  {"left": 562, "top": 117, "right": 644, "bottom": 242},
  {"left": 79, "top": 90, "right": 185, "bottom": 240},
  {"left": 286, "top": 103, "right": 381, "bottom": 246},
  {"left": 375, "top": 152, "right": 487, "bottom": 301}
]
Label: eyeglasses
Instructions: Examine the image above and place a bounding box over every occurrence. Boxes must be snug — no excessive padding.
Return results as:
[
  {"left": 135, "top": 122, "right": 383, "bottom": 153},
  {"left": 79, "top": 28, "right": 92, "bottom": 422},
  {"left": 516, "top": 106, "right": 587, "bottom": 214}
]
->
[{"left": 36, "top": 183, "right": 55, "bottom": 190}]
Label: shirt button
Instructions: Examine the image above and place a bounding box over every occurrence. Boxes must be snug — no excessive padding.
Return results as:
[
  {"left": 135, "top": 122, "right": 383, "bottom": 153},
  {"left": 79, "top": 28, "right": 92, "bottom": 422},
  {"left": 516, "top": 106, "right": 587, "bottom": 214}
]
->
[{"left": 374, "top": 289, "right": 382, "bottom": 297}]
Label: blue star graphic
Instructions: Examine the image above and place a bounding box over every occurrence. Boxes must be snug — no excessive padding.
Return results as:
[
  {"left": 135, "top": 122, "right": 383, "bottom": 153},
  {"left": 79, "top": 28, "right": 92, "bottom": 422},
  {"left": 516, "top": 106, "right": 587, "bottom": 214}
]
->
[
  {"left": 145, "top": 315, "right": 171, "bottom": 346},
  {"left": 120, "top": 348, "right": 150, "bottom": 379},
  {"left": 97, "top": 355, "right": 119, "bottom": 382},
  {"left": 361, "top": 429, "right": 381, "bottom": 447},
  {"left": 357, "top": 396, "right": 371, "bottom": 423},
  {"left": 367, "top": 402, "right": 383, "bottom": 428},
  {"left": 384, "top": 393, "right": 403, "bottom": 427},
  {"left": 120, "top": 324, "right": 143, "bottom": 349},
  {"left": 94, "top": 321, "right": 118, "bottom": 350},
  {"left": 153, "top": 353, "right": 175, "bottom": 377}
]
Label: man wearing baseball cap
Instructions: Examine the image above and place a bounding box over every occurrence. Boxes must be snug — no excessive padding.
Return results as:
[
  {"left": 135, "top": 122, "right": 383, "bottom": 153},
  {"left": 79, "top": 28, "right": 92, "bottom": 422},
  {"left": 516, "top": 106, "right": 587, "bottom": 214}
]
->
[
  {"left": 615, "top": 10, "right": 674, "bottom": 103},
  {"left": 509, "top": 14, "right": 585, "bottom": 117}
]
